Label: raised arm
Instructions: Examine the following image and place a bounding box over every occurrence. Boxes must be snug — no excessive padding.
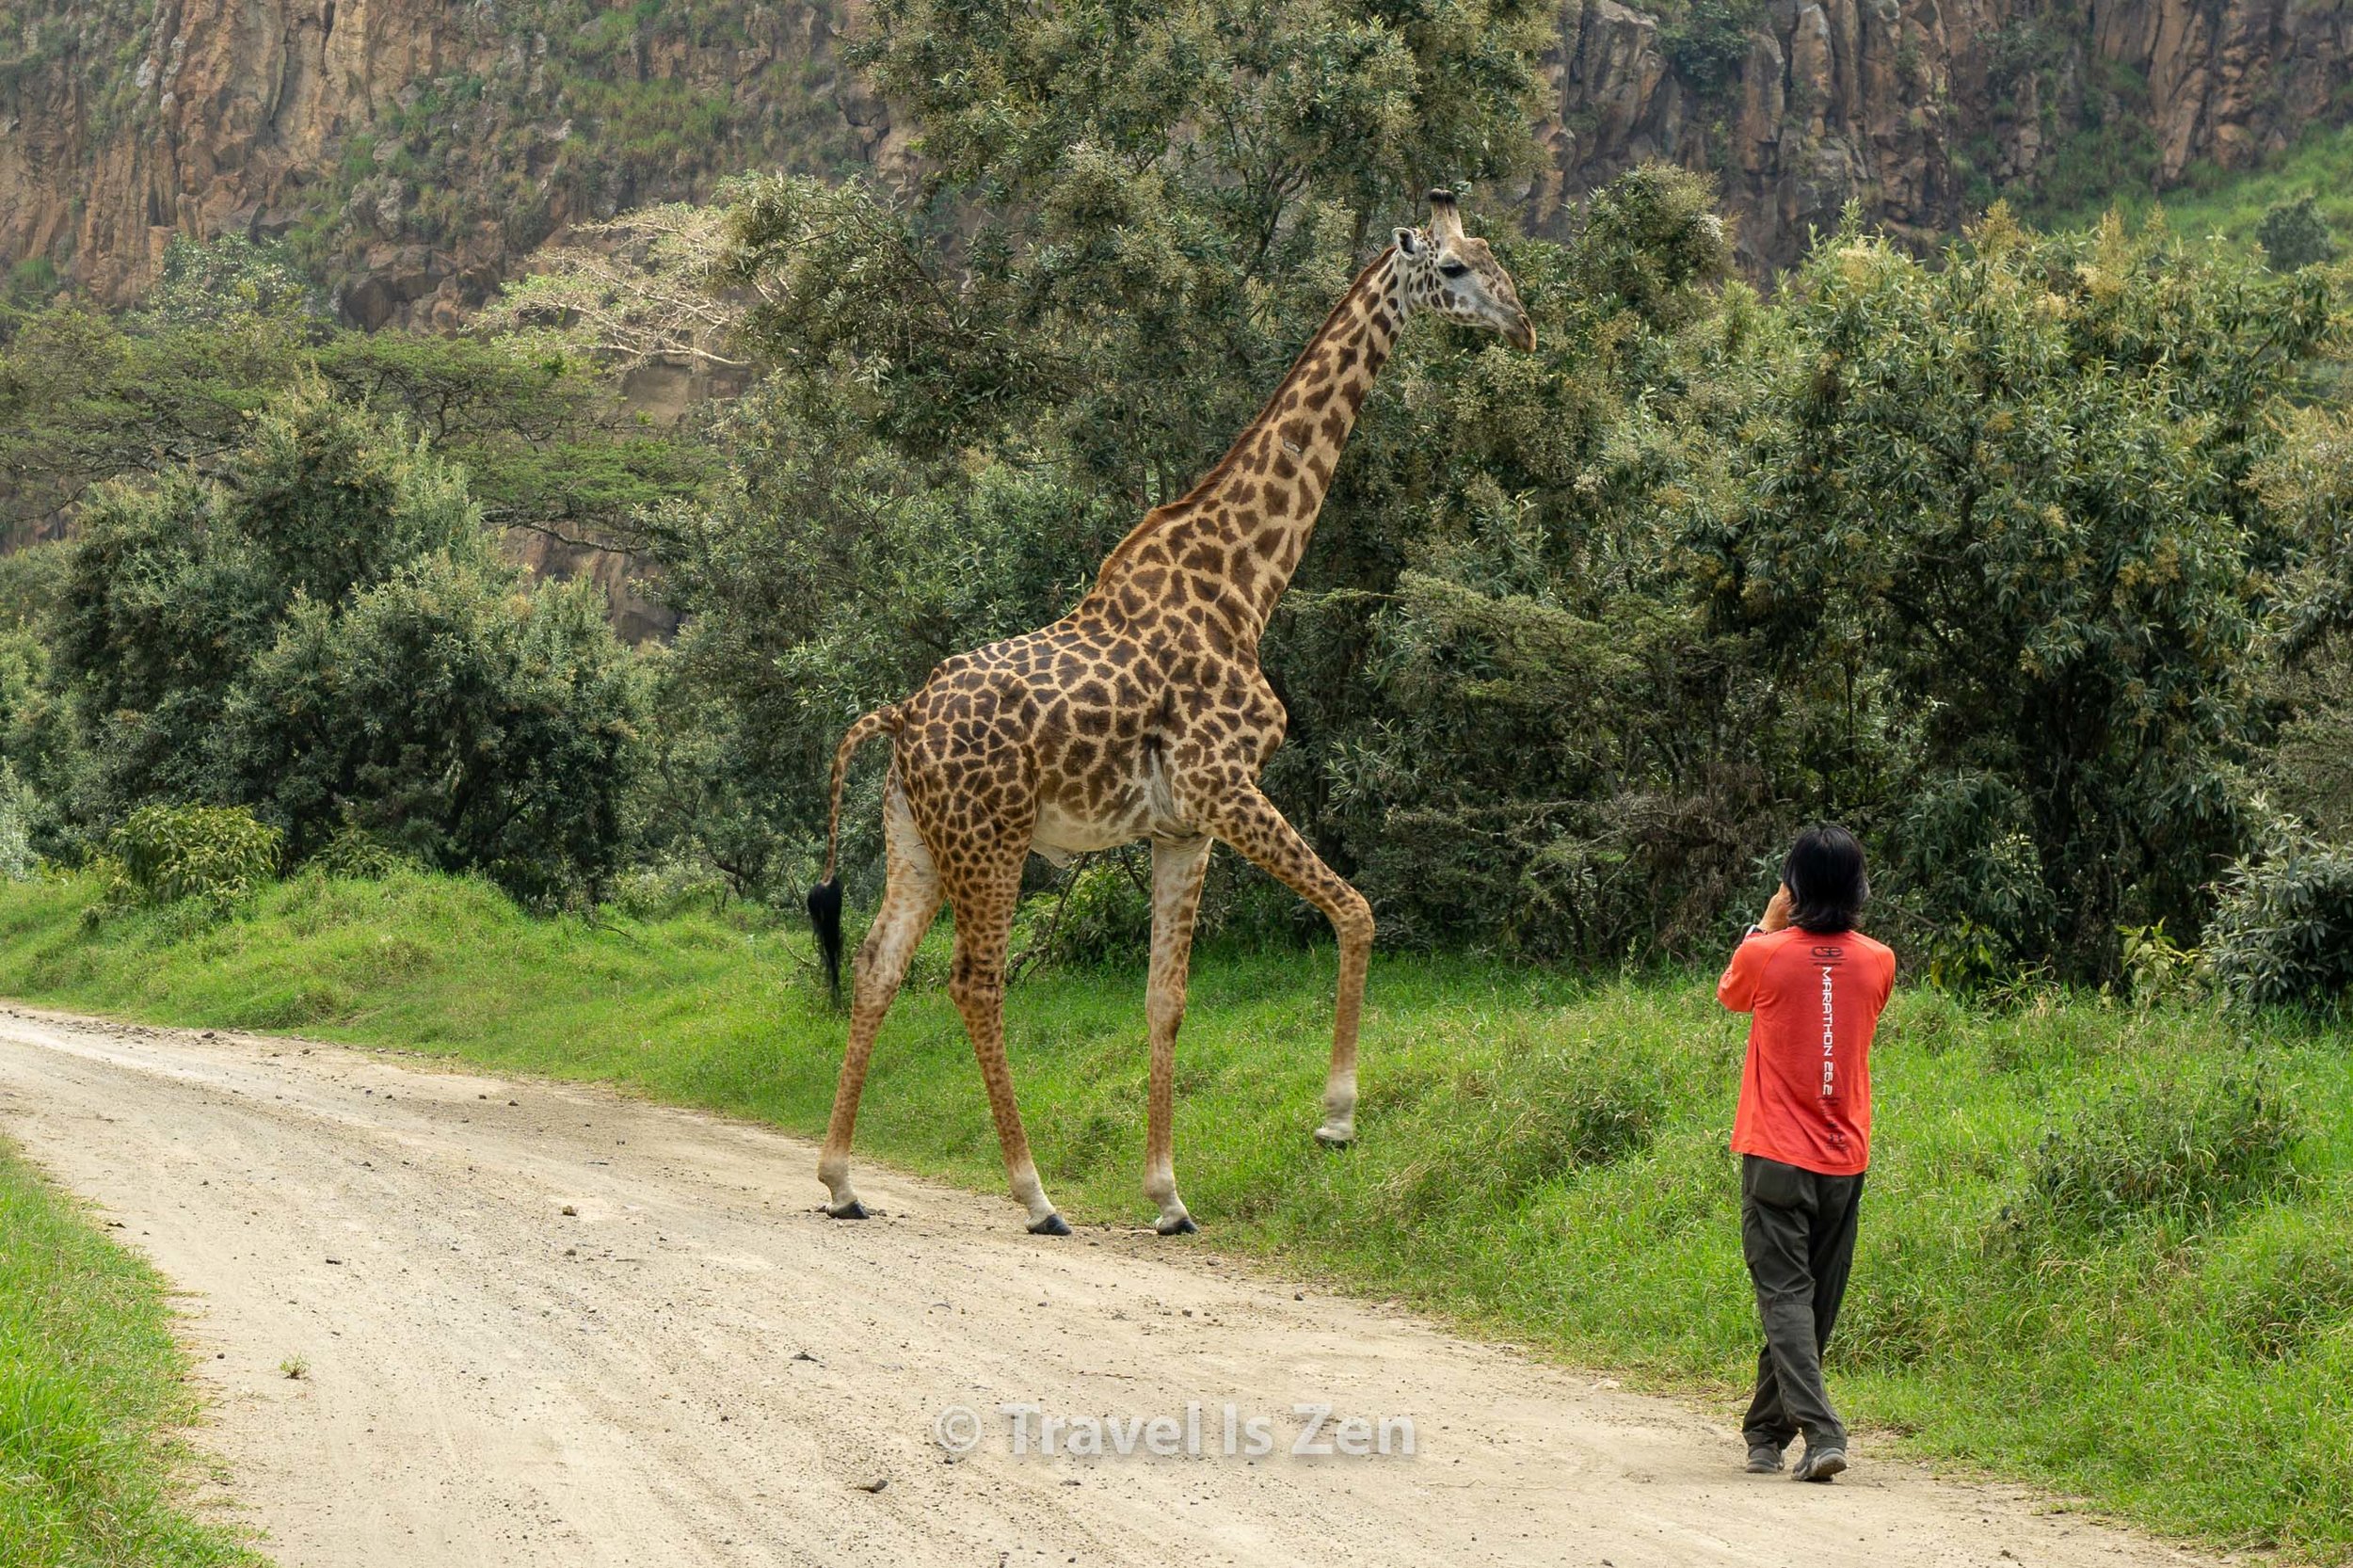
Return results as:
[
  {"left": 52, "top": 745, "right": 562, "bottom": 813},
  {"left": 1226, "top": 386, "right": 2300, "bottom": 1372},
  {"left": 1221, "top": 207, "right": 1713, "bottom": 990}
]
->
[{"left": 1717, "top": 884, "right": 1793, "bottom": 1013}]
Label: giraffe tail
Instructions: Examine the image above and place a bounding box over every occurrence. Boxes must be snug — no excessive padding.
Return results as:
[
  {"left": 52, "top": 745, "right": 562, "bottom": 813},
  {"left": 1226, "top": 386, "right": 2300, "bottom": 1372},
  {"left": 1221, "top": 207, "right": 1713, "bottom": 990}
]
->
[{"left": 808, "top": 704, "right": 903, "bottom": 1001}]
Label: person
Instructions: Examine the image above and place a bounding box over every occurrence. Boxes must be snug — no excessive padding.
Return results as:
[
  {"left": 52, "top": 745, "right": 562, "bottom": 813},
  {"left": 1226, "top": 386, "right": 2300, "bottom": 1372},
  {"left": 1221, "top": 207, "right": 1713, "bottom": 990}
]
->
[{"left": 1715, "top": 824, "right": 1895, "bottom": 1483}]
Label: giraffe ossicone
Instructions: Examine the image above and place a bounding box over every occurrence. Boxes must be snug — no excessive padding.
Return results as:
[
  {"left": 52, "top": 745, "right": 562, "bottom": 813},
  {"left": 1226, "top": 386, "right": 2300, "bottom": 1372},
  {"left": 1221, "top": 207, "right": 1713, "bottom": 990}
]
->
[{"left": 808, "top": 189, "right": 1534, "bottom": 1234}]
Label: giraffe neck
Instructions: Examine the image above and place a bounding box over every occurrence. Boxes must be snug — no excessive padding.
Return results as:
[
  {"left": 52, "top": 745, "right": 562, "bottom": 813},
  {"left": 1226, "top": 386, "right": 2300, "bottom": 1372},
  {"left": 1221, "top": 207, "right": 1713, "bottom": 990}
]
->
[{"left": 1090, "top": 248, "right": 1405, "bottom": 642}]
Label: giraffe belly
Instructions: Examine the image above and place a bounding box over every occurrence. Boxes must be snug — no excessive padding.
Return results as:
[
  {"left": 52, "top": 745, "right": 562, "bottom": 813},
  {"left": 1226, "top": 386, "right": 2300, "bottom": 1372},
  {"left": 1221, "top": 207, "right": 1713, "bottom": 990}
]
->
[
  {"left": 1030, "top": 798, "right": 1152, "bottom": 863},
  {"left": 1030, "top": 755, "right": 1192, "bottom": 863}
]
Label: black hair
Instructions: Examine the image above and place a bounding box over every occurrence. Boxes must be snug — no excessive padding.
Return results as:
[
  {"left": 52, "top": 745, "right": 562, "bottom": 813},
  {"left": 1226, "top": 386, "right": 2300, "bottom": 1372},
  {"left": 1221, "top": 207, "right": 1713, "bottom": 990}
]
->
[{"left": 1784, "top": 824, "right": 1868, "bottom": 934}]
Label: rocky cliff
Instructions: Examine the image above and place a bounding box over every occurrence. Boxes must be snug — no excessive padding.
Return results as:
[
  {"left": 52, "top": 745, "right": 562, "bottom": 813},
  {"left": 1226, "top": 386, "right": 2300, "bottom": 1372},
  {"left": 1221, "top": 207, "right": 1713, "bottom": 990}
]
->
[
  {"left": 4, "top": 0, "right": 2349, "bottom": 309},
  {"left": 1528, "top": 0, "right": 2353, "bottom": 271},
  {"left": 1, "top": 0, "right": 896, "bottom": 327}
]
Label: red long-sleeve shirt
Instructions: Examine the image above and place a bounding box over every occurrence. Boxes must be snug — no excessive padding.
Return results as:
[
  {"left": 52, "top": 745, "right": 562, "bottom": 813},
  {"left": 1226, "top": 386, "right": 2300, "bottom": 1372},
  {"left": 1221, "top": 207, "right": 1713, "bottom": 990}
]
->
[{"left": 1717, "top": 925, "right": 1896, "bottom": 1176}]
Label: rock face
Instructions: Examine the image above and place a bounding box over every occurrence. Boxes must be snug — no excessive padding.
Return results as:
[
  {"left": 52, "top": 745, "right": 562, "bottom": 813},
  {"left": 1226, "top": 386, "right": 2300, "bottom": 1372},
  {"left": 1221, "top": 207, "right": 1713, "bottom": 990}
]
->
[
  {"left": 4, "top": 0, "right": 2350, "bottom": 296},
  {"left": 1525, "top": 0, "right": 2353, "bottom": 270},
  {"left": 1, "top": 0, "right": 895, "bottom": 326}
]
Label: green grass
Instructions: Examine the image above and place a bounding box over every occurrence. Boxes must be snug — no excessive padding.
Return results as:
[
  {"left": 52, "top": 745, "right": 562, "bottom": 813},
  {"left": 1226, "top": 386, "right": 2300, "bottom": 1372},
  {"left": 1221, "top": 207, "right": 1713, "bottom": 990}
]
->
[
  {"left": 0, "top": 868, "right": 2348, "bottom": 1560},
  {"left": 2044, "top": 120, "right": 2353, "bottom": 258},
  {"left": 0, "top": 1137, "right": 260, "bottom": 1566}
]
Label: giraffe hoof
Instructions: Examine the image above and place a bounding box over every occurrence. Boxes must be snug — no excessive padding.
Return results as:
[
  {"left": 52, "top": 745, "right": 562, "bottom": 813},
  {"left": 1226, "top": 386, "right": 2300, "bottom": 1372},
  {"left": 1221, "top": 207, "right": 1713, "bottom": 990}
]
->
[
  {"left": 1156, "top": 1215, "right": 1199, "bottom": 1236},
  {"left": 1313, "top": 1125, "right": 1355, "bottom": 1149},
  {"left": 1028, "top": 1213, "right": 1073, "bottom": 1237},
  {"left": 824, "top": 1199, "right": 870, "bottom": 1220}
]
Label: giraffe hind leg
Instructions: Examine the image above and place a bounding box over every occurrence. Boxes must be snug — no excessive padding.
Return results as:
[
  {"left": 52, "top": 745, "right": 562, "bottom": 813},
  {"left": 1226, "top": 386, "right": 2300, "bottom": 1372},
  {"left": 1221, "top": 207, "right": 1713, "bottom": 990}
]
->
[
  {"left": 940, "top": 831, "right": 1068, "bottom": 1234},
  {"left": 818, "top": 783, "right": 942, "bottom": 1219}
]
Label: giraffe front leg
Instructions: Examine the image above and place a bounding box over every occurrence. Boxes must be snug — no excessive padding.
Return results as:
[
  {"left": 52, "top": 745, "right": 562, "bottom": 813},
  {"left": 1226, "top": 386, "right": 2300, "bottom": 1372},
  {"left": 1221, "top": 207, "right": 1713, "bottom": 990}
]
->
[
  {"left": 1144, "top": 833, "right": 1212, "bottom": 1235},
  {"left": 1200, "top": 785, "right": 1371, "bottom": 1147},
  {"left": 944, "top": 840, "right": 1068, "bottom": 1235},
  {"left": 820, "top": 784, "right": 942, "bottom": 1218}
]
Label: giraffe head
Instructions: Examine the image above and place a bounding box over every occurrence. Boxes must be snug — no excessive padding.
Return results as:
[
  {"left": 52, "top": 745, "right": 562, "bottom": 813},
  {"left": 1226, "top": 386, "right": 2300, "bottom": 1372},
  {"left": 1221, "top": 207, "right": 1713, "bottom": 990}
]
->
[{"left": 1394, "top": 189, "right": 1535, "bottom": 352}]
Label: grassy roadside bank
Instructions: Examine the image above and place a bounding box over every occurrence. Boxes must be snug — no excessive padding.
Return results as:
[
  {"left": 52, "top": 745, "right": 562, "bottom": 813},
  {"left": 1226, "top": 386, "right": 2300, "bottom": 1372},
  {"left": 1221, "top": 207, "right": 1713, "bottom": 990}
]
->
[
  {"left": 0, "top": 867, "right": 2345, "bottom": 1560},
  {"left": 0, "top": 1137, "right": 260, "bottom": 1566}
]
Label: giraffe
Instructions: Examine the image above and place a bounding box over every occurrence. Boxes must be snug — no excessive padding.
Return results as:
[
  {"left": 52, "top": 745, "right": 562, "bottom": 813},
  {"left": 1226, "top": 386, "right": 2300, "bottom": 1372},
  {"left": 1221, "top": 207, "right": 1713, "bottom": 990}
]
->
[{"left": 807, "top": 189, "right": 1533, "bottom": 1235}]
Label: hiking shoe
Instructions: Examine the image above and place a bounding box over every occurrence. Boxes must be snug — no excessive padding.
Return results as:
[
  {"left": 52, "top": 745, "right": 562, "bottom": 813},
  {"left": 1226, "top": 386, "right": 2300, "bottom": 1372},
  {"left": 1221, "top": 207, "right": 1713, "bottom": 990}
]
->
[
  {"left": 1792, "top": 1446, "right": 1848, "bottom": 1483},
  {"left": 1745, "top": 1443, "right": 1785, "bottom": 1474}
]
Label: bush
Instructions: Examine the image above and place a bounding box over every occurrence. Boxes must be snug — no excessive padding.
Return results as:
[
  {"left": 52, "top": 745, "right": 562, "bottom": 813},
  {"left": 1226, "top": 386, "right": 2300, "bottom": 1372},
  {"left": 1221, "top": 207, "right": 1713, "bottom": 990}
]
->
[
  {"left": 610, "top": 857, "right": 733, "bottom": 920},
  {"left": 2206, "top": 830, "right": 2353, "bottom": 1012},
  {"left": 2015, "top": 1065, "right": 2302, "bottom": 1234},
  {"left": 104, "top": 803, "right": 280, "bottom": 914},
  {"left": 304, "top": 824, "right": 419, "bottom": 882},
  {"left": 1028, "top": 855, "right": 1153, "bottom": 968},
  {"left": 2120, "top": 920, "right": 2207, "bottom": 1008},
  {"left": 2256, "top": 194, "right": 2337, "bottom": 271},
  {"left": 222, "top": 565, "right": 643, "bottom": 904},
  {"left": 52, "top": 389, "right": 644, "bottom": 902},
  {"left": 0, "top": 762, "right": 40, "bottom": 881}
]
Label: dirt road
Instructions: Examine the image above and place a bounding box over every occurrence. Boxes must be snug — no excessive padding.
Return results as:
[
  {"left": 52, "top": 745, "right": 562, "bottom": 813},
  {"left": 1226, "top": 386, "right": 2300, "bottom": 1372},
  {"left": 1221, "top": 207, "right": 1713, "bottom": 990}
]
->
[{"left": 0, "top": 1007, "right": 2212, "bottom": 1568}]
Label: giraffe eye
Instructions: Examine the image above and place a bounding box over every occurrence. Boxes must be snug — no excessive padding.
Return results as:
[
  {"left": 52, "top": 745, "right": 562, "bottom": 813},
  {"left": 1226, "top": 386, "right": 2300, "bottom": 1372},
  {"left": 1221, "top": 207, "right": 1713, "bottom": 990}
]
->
[{"left": 1438, "top": 261, "right": 1469, "bottom": 279}]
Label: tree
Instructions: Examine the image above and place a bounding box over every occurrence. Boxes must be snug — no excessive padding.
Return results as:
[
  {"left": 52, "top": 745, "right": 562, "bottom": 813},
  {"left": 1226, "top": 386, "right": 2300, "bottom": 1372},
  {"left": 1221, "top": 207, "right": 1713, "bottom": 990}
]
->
[
  {"left": 1690, "top": 210, "right": 2335, "bottom": 976},
  {"left": 222, "top": 563, "right": 641, "bottom": 901},
  {"left": 2256, "top": 195, "right": 2337, "bottom": 273},
  {"left": 50, "top": 388, "right": 644, "bottom": 896}
]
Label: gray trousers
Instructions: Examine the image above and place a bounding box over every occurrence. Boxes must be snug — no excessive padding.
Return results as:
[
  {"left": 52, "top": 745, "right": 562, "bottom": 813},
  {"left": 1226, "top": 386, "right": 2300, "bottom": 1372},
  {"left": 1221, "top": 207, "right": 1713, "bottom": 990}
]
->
[{"left": 1739, "top": 1153, "right": 1865, "bottom": 1451}]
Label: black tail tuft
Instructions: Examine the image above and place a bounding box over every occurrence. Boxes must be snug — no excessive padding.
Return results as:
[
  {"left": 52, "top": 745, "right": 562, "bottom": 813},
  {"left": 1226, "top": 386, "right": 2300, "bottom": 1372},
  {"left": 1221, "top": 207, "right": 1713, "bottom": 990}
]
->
[{"left": 807, "top": 876, "right": 845, "bottom": 1002}]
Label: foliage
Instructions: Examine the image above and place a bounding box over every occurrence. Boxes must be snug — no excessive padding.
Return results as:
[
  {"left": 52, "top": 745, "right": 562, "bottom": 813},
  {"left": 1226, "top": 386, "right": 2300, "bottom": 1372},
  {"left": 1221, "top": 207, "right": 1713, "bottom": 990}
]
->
[
  {"left": 1029, "top": 854, "right": 1155, "bottom": 968},
  {"left": 0, "top": 1138, "right": 263, "bottom": 1566},
  {"left": 10, "top": 0, "right": 871, "bottom": 307},
  {"left": 0, "top": 762, "right": 41, "bottom": 882},
  {"left": 0, "top": 295, "right": 309, "bottom": 545},
  {"left": 133, "top": 233, "right": 322, "bottom": 328},
  {"left": 2119, "top": 920, "right": 2204, "bottom": 1008},
  {"left": 2206, "top": 824, "right": 2353, "bottom": 1013},
  {"left": 1691, "top": 209, "right": 2334, "bottom": 976},
  {"left": 102, "top": 803, "right": 281, "bottom": 915},
  {"left": 224, "top": 567, "right": 644, "bottom": 902},
  {"left": 2256, "top": 193, "right": 2339, "bottom": 272},
  {"left": 305, "top": 825, "right": 420, "bottom": 882},
  {"left": 49, "top": 388, "right": 643, "bottom": 899},
  {"left": 0, "top": 236, "right": 712, "bottom": 551},
  {"left": 2040, "top": 120, "right": 2353, "bottom": 264},
  {"left": 1657, "top": 0, "right": 1762, "bottom": 97}
]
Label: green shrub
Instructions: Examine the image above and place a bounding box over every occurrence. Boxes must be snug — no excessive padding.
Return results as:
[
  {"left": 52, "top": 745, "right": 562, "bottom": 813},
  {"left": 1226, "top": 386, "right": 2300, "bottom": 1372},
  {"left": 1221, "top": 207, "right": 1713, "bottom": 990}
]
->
[
  {"left": 2015, "top": 1065, "right": 2302, "bottom": 1234},
  {"left": 104, "top": 804, "right": 280, "bottom": 914},
  {"left": 2120, "top": 920, "right": 2207, "bottom": 1008},
  {"left": 2206, "top": 831, "right": 2353, "bottom": 1012},
  {"left": 0, "top": 762, "right": 40, "bottom": 882},
  {"left": 610, "top": 858, "right": 733, "bottom": 920},
  {"left": 1031, "top": 855, "right": 1153, "bottom": 968},
  {"left": 303, "top": 825, "right": 418, "bottom": 882},
  {"left": 2255, "top": 194, "right": 2338, "bottom": 271}
]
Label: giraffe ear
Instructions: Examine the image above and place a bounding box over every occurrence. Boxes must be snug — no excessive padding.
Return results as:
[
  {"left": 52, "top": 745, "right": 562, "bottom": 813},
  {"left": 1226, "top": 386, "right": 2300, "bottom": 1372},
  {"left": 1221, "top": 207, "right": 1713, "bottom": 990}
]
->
[{"left": 1394, "top": 227, "right": 1422, "bottom": 256}]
